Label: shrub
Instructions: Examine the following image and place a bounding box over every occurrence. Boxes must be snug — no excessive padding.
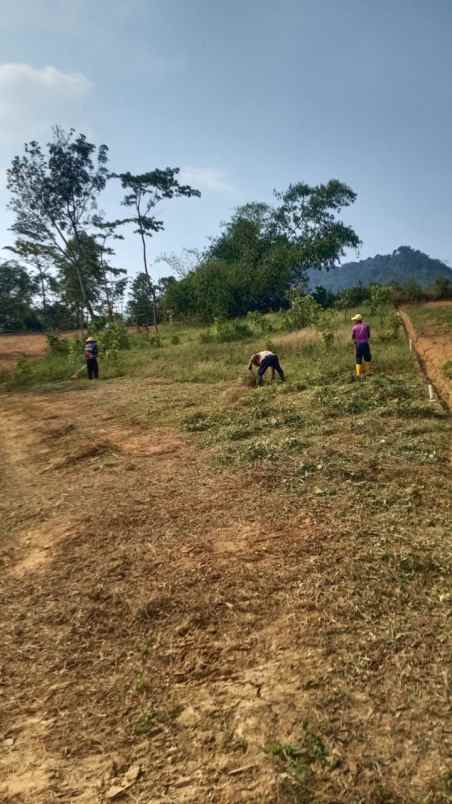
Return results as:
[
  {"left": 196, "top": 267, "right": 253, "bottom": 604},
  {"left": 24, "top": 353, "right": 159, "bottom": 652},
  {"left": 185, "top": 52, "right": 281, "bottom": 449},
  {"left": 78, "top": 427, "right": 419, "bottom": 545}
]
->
[
  {"left": 200, "top": 318, "right": 253, "bottom": 344},
  {"left": 171, "top": 335, "right": 181, "bottom": 345},
  {"left": 96, "top": 321, "right": 130, "bottom": 352},
  {"left": 317, "top": 311, "right": 336, "bottom": 348},
  {"left": 283, "top": 291, "right": 321, "bottom": 330},
  {"left": 47, "top": 333, "right": 69, "bottom": 355},
  {"left": 246, "top": 311, "right": 273, "bottom": 334}
]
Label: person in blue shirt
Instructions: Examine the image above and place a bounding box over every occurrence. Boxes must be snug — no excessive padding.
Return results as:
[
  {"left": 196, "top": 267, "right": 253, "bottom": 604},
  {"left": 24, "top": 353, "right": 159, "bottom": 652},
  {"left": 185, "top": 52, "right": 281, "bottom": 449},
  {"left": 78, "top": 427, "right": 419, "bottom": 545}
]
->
[{"left": 84, "top": 337, "right": 99, "bottom": 380}]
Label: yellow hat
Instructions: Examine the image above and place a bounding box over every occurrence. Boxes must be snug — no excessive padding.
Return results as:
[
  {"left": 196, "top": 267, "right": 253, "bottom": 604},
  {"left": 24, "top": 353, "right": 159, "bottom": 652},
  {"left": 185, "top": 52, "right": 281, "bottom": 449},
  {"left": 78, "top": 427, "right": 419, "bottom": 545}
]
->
[
  {"left": 86, "top": 336, "right": 95, "bottom": 342},
  {"left": 351, "top": 314, "right": 362, "bottom": 322}
]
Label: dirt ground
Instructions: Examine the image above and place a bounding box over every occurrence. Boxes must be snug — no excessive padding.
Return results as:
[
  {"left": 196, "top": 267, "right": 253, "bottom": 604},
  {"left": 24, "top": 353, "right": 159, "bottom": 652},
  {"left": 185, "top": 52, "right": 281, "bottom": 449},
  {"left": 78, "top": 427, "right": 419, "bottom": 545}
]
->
[
  {"left": 0, "top": 331, "right": 79, "bottom": 369},
  {"left": 1, "top": 336, "right": 452, "bottom": 801},
  {"left": 401, "top": 302, "right": 452, "bottom": 408}
]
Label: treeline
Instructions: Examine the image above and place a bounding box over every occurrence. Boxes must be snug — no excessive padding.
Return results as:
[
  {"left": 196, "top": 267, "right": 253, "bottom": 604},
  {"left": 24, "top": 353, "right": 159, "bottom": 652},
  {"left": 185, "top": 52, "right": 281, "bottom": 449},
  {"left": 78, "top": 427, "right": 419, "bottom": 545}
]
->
[
  {"left": 3, "top": 125, "right": 449, "bottom": 336},
  {"left": 1, "top": 127, "right": 200, "bottom": 332},
  {"left": 1, "top": 126, "right": 361, "bottom": 332}
]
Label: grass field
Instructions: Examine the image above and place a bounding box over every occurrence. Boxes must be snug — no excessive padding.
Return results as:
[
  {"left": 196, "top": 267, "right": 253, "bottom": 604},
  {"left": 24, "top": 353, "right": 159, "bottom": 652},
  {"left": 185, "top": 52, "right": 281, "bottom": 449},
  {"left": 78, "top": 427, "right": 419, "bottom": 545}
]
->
[{"left": 1, "top": 307, "right": 451, "bottom": 803}]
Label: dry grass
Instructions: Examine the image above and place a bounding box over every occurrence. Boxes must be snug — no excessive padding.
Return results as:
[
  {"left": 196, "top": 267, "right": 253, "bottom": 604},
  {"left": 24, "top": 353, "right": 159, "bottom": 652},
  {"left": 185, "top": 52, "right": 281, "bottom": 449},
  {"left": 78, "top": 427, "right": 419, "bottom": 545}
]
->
[{"left": 0, "top": 319, "right": 451, "bottom": 803}]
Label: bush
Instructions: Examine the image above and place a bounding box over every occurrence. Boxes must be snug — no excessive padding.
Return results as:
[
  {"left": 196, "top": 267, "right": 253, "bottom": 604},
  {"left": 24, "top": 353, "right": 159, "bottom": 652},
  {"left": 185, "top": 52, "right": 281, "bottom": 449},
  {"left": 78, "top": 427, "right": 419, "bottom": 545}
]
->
[
  {"left": 47, "top": 333, "right": 69, "bottom": 355},
  {"left": 283, "top": 291, "right": 321, "bottom": 330},
  {"left": 96, "top": 321, "right": 130, "bottom": 352},
  {"left": 171, "top": 335, "right": 181, "bottom": 345},
  {"left": 246, "top": 311, "right": 273, "bottom": 335},
  {"left": 317, "top": 311, "right": 336, "bottom": 348},
  {"left": 200, "top": 318, "right": 253, "bottom": 344}
]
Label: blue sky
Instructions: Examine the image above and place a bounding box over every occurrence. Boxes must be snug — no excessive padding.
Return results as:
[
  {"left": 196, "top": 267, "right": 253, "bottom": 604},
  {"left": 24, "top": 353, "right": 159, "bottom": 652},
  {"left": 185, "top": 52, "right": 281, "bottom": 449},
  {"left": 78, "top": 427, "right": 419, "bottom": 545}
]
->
[{"left": 1, "top": 0, "right": 452, "bottom": 281}]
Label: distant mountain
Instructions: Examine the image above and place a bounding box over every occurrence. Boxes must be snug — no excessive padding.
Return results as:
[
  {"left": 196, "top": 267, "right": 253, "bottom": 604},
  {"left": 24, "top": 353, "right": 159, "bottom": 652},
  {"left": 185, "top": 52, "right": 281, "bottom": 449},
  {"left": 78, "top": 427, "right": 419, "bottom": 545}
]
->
[{"left": 307, "top": 246, "right": 452, "bottom": 293}]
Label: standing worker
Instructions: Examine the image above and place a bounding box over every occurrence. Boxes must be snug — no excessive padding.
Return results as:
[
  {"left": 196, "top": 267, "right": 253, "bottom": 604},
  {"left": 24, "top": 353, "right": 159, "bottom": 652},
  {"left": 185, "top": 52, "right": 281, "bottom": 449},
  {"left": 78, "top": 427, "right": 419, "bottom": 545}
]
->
[
  {"left": 248, "top": 350, "right": 285, "bottom": 386},
  {"left": 351, "top": 314, "right": 371, "bottom": 378},
  {"left": 85, "top": 336, "right": 99, "bottom": 380}
]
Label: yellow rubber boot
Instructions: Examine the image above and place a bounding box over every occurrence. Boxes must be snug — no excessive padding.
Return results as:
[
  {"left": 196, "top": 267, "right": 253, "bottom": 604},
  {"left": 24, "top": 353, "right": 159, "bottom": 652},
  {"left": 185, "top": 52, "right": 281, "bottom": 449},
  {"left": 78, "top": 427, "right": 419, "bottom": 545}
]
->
[{"left": 355, "top": 364, "right": 362, "bottom": 378}]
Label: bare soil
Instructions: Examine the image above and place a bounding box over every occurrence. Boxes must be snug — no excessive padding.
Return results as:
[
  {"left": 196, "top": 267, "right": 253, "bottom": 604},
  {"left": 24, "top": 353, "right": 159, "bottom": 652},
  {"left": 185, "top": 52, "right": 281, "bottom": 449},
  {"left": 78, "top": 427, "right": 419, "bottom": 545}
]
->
[
  {"left": 1, "top": 372, "right": 451, "bottom": 801},
  {"left": 0, "top": 331, "right": 79, "bottom": 369},
  {"left": 401, "top": 302, "right": 452, "bottom": 409}
]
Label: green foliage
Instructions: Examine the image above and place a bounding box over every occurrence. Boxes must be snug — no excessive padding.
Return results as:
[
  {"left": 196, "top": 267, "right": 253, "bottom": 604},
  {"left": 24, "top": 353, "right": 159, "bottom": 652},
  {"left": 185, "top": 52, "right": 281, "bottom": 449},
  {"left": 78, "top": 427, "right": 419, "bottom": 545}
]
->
[
  {"left": 95, "top": 320, "right": 130, "bottom": 352},
  {"left": 267, "top": 723, "right": 329, "bottom": 796},
  {"left": 368, "top": 284, "right": 393, "bottom": 314},
  {"left": 46, "top": 333, "right": 70, "bottom": 355},
  {"left": 128, "top": 272, "right": 155, "bottom": 326},
  {"left": 246, "top": 310, "right": 273, "bottom": 334},
  {"left": 201, "top": 318, "right": 253, "bottom": 343},
  {"left": 283, "top": 291, "right": 321, "bottom": 330},
  {"left": 162, "top": 180, "right": 360, "bottom": 321},
  {"left": 7, "top": 127, "right": 110, "bottom": 320},
  {"left": 0, "top": 260, "right": 41, "bottom": 332}
]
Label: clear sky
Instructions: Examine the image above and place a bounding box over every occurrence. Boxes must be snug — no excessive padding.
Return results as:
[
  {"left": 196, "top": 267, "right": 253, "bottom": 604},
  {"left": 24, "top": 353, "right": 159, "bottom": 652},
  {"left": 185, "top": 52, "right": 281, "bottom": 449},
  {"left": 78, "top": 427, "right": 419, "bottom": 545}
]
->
[{"left": 1, "top": 0, "right": 451, "bottom": 281}]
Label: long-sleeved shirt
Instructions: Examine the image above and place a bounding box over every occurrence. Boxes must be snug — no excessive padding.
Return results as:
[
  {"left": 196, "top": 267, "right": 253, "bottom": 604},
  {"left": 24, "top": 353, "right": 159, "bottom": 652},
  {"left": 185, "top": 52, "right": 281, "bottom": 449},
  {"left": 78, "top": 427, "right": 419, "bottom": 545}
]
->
[
  {"left": 352, "top": 323, "right": 370, "bottom": 344},
  {"left": 84, "top": 341, "right": 98, "bottom": 360}
]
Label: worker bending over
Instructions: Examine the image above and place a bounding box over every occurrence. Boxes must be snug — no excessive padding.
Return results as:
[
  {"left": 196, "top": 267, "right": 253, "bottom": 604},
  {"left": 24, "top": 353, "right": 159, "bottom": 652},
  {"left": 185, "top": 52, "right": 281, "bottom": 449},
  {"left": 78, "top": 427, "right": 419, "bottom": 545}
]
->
[
  {"left": 85, "top": 336, "right": 99, "bottom": 380},
  {"left": 248, "top": 350, "right": 285, "bottom": 386},
  {"left": 351, "top": 314, "right": 371, "bottom": 378}
]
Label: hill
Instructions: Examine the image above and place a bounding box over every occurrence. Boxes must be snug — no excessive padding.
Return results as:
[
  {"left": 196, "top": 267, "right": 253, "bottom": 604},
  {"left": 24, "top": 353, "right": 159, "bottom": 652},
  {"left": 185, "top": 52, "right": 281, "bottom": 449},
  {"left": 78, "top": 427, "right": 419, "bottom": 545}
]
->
[{"left": 307, "top": 245, "right": 452, "bottom": 292}]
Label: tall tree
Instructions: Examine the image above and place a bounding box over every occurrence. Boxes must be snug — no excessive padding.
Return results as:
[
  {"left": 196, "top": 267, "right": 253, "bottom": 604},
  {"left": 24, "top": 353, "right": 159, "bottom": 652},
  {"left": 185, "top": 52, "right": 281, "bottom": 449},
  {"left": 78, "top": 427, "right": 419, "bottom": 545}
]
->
[
  {"left": 56, "top": 232, "right": 126, "bottom": 323},
  {"left": 271, "top": 180, "right": 361, "bottom": 280},
  {"left": 92, "top": 215, "right": 127, "bottom": 318},
  {"left": 7, "top": 127, "right": 109, "bottom": 321},
  {"left": 110, "top": 169, "right": 200, "bottom": 330}
]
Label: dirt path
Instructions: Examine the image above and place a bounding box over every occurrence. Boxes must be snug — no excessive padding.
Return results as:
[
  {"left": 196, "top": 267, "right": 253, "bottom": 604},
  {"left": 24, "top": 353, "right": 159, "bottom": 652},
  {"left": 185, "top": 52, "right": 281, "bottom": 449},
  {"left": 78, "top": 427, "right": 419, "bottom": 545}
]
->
[{"left": 1, "top": 379, "right": 451, "bottom": 803}]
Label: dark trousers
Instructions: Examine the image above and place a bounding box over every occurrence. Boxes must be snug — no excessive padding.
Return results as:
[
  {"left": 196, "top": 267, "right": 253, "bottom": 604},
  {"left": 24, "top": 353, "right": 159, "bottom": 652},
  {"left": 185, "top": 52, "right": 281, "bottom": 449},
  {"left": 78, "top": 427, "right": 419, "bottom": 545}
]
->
[
  {"left": 86, "top": 358, "right": 99, "bottom": 379},
  {"left": 355, "top": 342, "right": 371, "bottom": 364},
  {"left": 258, "top": 354, "right": 285, "bottom": 385}
]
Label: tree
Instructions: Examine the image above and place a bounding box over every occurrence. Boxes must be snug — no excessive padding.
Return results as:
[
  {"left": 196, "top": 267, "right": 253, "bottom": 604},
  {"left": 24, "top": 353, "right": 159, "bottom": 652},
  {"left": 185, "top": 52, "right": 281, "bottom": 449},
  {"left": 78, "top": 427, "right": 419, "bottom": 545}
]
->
[
  {"left": 110, "top": 169, "right": 201, "bottom": 330},
  {"left": 128, "top": 273, "right": 154, "bottom": 326},
  {"left": 55, "top": 233, "right": 126, "bottom": 324},
  {"left": 7, "top": 127, "right": 109, "bottom": 321},
  {"left": 161, "top": 179, "right": 360, "bottom": 322},
  {"left": 92, "top": 215, "right": 127, "bottom": 317},
  {"left": 4, "top": 240, "right": 57, "bottom": 322},
  {"left": 272, "top": 180, "right": 361, "bottom": 281},
  {"left": 0, "top": 260, "right": 40, "bottom": 331}
]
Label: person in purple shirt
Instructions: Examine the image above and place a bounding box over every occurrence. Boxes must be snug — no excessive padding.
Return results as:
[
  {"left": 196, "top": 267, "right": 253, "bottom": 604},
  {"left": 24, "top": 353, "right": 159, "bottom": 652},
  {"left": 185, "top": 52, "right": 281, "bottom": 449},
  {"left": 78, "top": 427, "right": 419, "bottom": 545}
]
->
[{"left": 351, "top": 314, "right": 371, "bottom": 378}]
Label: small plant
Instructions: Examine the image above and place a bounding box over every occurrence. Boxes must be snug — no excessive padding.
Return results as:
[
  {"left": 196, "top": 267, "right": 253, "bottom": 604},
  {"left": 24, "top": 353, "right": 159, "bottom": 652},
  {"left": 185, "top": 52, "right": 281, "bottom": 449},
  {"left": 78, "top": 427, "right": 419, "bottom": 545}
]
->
[
  {"left": 267, "top": 723, "right": 329, "bottom": 796},
  {"left": 96, "top": 320, "right": 130, "bottom": 352},
  {"left": 134, "top": 709, "right": 156, "bottom": 736},
  {"left": 47, "top": 333, "right": 69, "bottom": 355},
  {"left": 317, "top": 310, "right": 336, "bottom": 348},
  {"left": 171, "top": 334, "right": 181, "bottom": 345},
  {"left": 14, "top": 357, "right": 33, "bottom": 384}
]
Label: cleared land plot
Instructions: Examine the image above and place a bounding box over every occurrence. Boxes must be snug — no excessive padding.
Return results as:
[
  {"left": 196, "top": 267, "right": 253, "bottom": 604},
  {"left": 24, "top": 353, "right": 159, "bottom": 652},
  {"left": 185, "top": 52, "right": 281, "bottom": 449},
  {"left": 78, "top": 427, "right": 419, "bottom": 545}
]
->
[
  {"left": 1, "top": 315, "right": 451, "bottom": 803},
  {"left": 402, "top": 301, "right": 452, "bottom": 408}
]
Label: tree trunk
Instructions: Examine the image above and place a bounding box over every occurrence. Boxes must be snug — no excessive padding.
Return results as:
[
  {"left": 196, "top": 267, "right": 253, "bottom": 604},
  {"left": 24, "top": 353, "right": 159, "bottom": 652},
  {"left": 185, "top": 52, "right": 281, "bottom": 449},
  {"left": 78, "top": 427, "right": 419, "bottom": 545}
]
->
[{"left": 140, "top": 230, "right": 159, "bottom": 334}]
